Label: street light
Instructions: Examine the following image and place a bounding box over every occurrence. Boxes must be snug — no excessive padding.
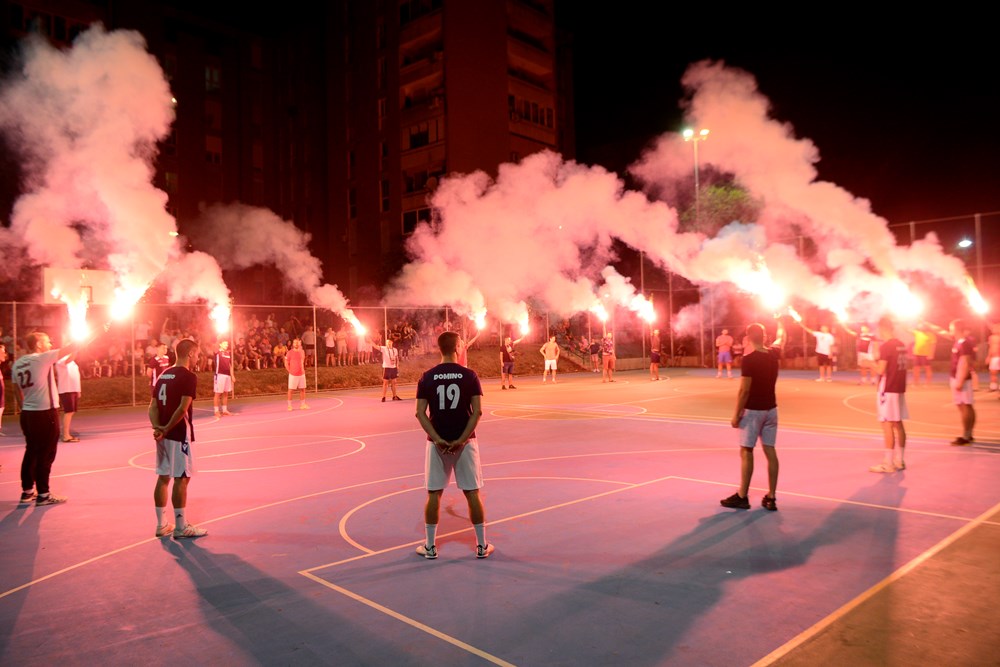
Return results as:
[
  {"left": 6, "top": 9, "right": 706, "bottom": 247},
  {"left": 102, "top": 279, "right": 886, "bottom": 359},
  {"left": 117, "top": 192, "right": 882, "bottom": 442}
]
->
[
  {"left": 683, "top": 127, "right": 709, "bottom": 365},
  {"left": 682, "top": 127, "right": 710, "bottom": 226}
]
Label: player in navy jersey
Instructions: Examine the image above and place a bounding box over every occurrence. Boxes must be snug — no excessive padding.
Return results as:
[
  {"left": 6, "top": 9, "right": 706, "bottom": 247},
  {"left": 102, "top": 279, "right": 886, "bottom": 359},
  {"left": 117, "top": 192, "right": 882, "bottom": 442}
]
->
[
  {"left": 149, "top": 339, "right": 207, "bottom": 539},
  {"left": 414, "top": 331, "right": 492, "bottom": 559},
  {"left": 723, "top": 317, "right": 785, "bottom": 511},
  {"left": 870, "top": 316, "right": 908, "bottom": 472}
]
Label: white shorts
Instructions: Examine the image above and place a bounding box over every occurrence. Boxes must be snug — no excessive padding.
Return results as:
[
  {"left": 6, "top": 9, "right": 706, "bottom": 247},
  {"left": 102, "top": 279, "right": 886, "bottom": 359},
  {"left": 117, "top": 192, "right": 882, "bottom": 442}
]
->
[
  {"left": 876, "top": 392, "right": 908, "bottom": 422},
  {"left": 156, "top": 438, "right": 194, "bottom": 478},
  {"left": 738, "top": 408, "right": 778, "bottom": 448},
  {"left": 951, "top": 379, "right": 974, "bottom": 405},
  {"left": 288, "top": 374, "right": 307, "bottom": 390},
  {"left": 214, "top": 375, "right": 233, "bottom": 394},
  {"left": 425, "top": 438, "right": 483, "bottom": 491},
  {"left": 989, "top": 356, "right": 1000, "bottom": 372},
  {"left": 544, "top": 359, "right": 558, "bottom": 371},
  {"left": 858, "top": 353, "right": 876, "bottom": 368}
]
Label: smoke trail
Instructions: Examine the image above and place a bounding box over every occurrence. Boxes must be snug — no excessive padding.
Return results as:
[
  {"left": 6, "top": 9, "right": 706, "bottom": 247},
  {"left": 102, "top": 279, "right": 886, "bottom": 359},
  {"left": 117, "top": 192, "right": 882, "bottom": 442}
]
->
[{"left": 188, "top": 202, "right": 355, "bottom": 317}]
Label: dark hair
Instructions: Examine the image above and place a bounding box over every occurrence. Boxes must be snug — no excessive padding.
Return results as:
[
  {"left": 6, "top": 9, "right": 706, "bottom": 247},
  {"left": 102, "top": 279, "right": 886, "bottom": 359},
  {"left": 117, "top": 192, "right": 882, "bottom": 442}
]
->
[
  {"left": 438, "top": 331, "right": 459, "bottom": 355},
  {"left": 176, "top": 339, "right": 199, "bottom": 359},
  {"left": 746, "top": 323, "right": 765, "bottom": 345}
]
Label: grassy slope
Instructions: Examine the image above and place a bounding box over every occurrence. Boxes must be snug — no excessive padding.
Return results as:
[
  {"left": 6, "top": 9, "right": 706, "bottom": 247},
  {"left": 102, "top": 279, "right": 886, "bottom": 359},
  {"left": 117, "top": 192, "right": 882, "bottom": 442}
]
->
[{"left": 76, "top": 346, "right": 591, "bottom": 409}]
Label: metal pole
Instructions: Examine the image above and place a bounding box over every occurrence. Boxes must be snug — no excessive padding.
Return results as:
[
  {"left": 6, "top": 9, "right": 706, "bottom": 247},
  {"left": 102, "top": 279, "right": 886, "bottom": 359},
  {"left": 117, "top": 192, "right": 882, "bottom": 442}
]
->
[
  {"left": 699, "top": 288, "right": 705, "bottom": 367},
  {"left": 130, "top": 308, "right": 136, "bottom": 407},
  {"left": 668, "top": 272, "right": 674, "bottom": 362},
  {"left": 312, "top": 305, "right": 318, "bottom": 394}
]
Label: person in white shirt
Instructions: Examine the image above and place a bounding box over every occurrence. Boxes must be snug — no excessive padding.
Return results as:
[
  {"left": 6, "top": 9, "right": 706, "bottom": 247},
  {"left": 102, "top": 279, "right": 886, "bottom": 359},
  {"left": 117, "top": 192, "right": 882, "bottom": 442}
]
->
[
  {"left": 13, "top": 331, "right": 78, "bottom": 505},
  {"left": 802, "top": 323, "right": 836, "bottom": 382},
  {"left": 55, "top": 353, "right": 82, "bottom": 443}
]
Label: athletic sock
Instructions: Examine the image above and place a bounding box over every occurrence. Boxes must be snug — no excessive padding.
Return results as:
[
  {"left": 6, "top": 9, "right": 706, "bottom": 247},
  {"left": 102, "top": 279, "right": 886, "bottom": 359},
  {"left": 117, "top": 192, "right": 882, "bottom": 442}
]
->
[
  {"left": 425, "top": 524, "right": 437, "bottom": 548},
  {"left": 175, "top": 508, "right": 187, "bottom": 530},
  {"left": 883, "top": 451, "right": 893, "bottom": 465},
  {"left": 474, "top": 523, "right": 486, "bottom": 546},
  {"left": 156, "top": 507, "right": 167, "bottom": 525}
]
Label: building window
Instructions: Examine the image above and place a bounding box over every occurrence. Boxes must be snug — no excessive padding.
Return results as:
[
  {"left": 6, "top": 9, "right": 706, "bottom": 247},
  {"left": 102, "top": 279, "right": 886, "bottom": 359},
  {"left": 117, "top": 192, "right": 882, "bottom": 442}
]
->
[
  {"left": 402, "top": 118, "right": 443, "bottom": 150},
  {"left": 205, "top": 136, "right": 222, "bottom": 164},
  {"left": 205, "top": 65, "right": 222, "bottom": 92},
  {"left": 402, "top": 207, "right": 432, "bottom": 235},
  {"left": 162, "top": 129, "right": 176, "bottom": 156},
  {"left": 381, "top": 179, "right": 391, "bottom": 212}
]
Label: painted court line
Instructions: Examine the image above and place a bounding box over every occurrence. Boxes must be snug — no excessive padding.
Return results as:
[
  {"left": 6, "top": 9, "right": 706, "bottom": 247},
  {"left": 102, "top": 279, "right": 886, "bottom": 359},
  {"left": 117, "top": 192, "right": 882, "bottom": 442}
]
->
[{"left": 752, "top": 500, "right": 1000, "bottom": 666}]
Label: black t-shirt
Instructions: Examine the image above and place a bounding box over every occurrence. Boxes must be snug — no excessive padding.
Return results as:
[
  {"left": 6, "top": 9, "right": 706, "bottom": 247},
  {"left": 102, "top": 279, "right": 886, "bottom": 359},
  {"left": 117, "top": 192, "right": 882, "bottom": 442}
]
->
[
  {"left": 154, "top": 366, "right": 198, "bottom": 442},
  {"left": 741, "top": 346, "right": 780, "bottom": 411},
  {"left": 416, "top": 362, "right": 483, "bottom": 442},
  {"left": 147, "top": 354, "right": 171, "bottom": 386},
  {"left": 878, "top": 338, "right": 907, "bottom": 393}
]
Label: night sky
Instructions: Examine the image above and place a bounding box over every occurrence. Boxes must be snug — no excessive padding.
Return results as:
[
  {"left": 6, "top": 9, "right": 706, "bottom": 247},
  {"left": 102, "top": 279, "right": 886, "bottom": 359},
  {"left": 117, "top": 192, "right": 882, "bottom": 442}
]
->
[{"left": 559, "top": 6, "right": 999, "bottom": 226}]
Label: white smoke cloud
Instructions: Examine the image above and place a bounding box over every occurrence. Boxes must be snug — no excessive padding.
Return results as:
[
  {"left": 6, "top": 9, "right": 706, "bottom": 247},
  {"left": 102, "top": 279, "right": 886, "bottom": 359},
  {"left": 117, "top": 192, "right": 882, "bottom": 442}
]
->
[{"left": 0, "top": 25, "right": 230, "bottom": 311}]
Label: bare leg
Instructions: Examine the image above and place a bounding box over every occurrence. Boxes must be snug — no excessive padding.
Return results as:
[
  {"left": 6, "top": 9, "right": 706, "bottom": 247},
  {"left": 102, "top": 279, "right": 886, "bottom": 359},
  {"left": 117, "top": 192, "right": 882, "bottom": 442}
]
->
[
  {"left": 424, "top": 489, "right": 443, "bottom": 524},
  {"left": 738, "top": 447, "right": 754, "bottom": 497},
  {"left": 463, "top": 488, "right": 485, "bottom": 525},
  {"left": 761, "top": 445, "right": 779, "bottom": 497}
]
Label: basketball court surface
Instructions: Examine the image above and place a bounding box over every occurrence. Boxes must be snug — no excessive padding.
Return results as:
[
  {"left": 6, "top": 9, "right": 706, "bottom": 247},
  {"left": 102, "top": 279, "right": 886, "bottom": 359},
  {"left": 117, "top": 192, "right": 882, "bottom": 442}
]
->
[{"left": 2, "top": 368, "right": 998, "bottom": 666}]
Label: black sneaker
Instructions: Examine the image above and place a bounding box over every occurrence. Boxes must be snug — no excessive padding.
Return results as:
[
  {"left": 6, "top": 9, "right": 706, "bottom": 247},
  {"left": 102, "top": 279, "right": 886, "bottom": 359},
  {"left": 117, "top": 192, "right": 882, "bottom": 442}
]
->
[
  {"left": 761, "top": 495, "right": 778, "bottom": 511},
  {"left": 720, "top": 493, "right": 750, "bottom": 509},
  {"left": 35, "top": 494, "right": 68, "bottom": 506},
  {"left": 950, "top": 437, "right": 973, "bottom": 446},
  {"left": 19, "top": 491, "right": 36, "bottom": 504}
]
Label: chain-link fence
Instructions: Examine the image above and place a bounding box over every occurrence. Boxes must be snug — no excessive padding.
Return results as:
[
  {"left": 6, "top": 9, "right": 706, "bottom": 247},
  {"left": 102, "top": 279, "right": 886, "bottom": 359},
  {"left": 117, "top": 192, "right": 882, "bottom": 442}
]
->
[{"left": 0, "top": 301, "right": 661, "bottom": 409}]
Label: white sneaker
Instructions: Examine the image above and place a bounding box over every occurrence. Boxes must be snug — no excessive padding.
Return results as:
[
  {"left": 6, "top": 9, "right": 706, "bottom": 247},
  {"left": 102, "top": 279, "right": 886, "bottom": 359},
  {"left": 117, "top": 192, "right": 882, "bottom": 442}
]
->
[
  {"left": 155, "top": 523, "right": 175, "bottom": 538},
  {"left": 869, "top": 462, "right": 897, "bottom": 473},
  {"left": 476, "top": 543, "right": 495, "bottom": 559},
  {"left": 416, "top": 544, "right": 437, "bottom": 559},
  {"left": 173, "top": 523, "right": 208, "bottom": 539}
]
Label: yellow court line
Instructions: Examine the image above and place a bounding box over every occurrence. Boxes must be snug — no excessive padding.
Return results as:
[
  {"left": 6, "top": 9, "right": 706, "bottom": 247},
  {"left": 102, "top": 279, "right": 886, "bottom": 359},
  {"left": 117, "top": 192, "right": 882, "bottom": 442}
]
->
[
  {"left": 303, "top": 474, "right": 678, "bottom": 574},
  {"left": 299, "top": 571, "right": 517, "bottom": 667},
  {"left": 337, "top": 476, "right": 635, "bottom": 554},
  {"left": 751, "top": 500, "right": 1000, "bottom": 666}
]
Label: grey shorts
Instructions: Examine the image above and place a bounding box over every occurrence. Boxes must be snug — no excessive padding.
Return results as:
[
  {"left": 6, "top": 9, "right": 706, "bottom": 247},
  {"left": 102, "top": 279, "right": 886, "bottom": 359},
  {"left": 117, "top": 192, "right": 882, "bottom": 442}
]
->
[{"left": 737, "top": 408, "right": 778, "bottom": 448}]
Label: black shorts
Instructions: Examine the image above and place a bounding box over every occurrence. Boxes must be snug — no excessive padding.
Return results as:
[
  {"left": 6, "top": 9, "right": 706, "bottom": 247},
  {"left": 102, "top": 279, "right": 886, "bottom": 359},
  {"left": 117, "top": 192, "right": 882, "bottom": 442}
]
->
[
  {"left": 383, "top": 367, "right": 399, "bottom": 380},
  {"left": 59, "top": 392, "right": 79, "bottom": 413},
  {"left": 817, "top": 353, "right": 831, "bottom": 367}
]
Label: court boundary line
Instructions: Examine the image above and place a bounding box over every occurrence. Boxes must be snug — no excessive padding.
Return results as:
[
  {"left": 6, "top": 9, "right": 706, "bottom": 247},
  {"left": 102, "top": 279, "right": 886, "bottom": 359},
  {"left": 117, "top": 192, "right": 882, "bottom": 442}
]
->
[{"left": 751, "top": 500, "right": 1000, "bottom": 666}]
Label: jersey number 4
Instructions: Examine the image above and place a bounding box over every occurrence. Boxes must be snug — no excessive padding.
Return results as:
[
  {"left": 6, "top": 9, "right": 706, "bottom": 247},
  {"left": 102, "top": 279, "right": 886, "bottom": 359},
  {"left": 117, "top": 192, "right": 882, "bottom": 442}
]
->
[
  {"left": 158, "top": 383, "right": 169, "bottom": 405},
  {"left": 436, "top": 384, "right": 460, "bottom": 410}
]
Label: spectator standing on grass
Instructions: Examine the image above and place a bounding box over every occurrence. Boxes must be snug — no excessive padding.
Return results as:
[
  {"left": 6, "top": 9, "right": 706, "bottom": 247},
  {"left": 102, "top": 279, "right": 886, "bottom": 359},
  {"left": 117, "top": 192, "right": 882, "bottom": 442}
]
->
[
  {"left": 301, "top": 325, "right": 316, "bottom": 367},
  {"left": 150, "top": 339, "right": 207, "bottom": 539},
  {"left": 414, "top": 331, "right": 493, "bottom": 560},
  {"left": 324, "top": 327, "right": 337, "bottom": 366},
  {"left": 722, "top": 318, "right": 786, "bottom": 512},
  {"left": 285, "top": 338, "right": 309, "bottom": 411},
  {"left": 589, "top": 338, "right": 601, "bottom": 373}
]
